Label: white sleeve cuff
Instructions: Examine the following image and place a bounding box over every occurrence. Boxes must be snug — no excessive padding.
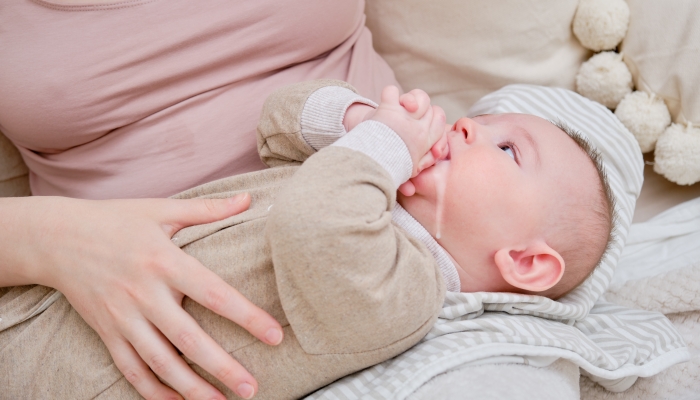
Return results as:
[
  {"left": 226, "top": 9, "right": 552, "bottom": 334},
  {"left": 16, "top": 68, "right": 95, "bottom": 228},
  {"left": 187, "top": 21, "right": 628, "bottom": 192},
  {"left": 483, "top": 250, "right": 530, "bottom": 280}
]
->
[
  {"left": 332, "top": 120, "right": 413, "bottom": 189},
  {"left": 301, "top": 86, "right": 377, "bottom": 150}
]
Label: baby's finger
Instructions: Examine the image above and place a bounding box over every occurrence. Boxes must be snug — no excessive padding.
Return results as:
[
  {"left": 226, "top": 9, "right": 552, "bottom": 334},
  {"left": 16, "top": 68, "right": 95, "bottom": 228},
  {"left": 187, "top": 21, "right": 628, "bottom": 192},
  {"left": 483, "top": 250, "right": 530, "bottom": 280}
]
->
[
  {"left": 401, "top": 89, "right": 431, "bottom": 118},
  {"left": 127, "top": 319, "right": 228, "bottom": 400},
  {"left": 427, "top": 105, "right": 446, "bottom": 146},
  {"left": 430, "top": 132, "right": 449, "bottom": 160},
  {"left": 150, "top": 302, "right": 258, "bottom": 399},
  {"left": 399, "top": 92, "right": 419, "bottom": 114},
  {"left": 398, "top": 181, "right": 416, "bottom": 197},
  {"left": 107, "top": 336, "right": 184, "bottom": 400},
  {"left": 379, "top": 85, "right": 401, "bottom": 107},
  {"left": 416, "top": 152, "right": 437, "bottom": 175},
  {"left": 173, "top": 255, "right": 284, "bottom": 347}
]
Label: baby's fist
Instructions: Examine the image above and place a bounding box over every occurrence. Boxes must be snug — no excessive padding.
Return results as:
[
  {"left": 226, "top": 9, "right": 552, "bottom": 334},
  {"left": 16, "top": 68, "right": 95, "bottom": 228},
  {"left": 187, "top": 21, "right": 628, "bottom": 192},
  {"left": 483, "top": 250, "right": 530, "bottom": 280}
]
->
[
  {"left": 399, "top": 89, "right": 432, "bottom": 119},
  {"left": 371, "top": 86, "right": 446, "bottom": 178}
]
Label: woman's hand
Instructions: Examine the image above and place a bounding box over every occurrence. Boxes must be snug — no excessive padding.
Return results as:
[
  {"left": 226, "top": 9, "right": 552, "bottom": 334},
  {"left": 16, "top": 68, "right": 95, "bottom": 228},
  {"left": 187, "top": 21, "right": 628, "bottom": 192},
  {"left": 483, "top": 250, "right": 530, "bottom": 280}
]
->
[{"left": 0, "top": 194, "right": 282, "bottom": 400}]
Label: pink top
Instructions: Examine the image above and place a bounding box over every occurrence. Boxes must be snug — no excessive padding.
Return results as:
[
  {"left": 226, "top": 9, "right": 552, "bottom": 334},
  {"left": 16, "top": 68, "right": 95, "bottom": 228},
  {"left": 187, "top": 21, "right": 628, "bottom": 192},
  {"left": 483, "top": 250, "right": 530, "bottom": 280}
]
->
[{"left": 0, "top": 0, "right": 398, "bottom": 199}]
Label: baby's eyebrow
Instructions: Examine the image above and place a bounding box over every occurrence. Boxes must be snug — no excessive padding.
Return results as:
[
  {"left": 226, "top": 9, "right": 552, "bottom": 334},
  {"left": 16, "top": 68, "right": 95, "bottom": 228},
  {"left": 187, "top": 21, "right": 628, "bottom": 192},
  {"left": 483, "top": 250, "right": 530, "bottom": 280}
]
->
[{"left": 517, "top": 127, "right": 541, "bottom": 168}]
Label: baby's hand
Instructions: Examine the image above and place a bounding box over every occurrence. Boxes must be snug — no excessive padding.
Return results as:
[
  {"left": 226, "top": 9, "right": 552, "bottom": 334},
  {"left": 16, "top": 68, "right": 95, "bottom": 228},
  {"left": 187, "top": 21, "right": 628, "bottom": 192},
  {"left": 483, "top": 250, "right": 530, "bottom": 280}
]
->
[
  {"left": 343, "top": 88, "right": 431, "bottom": 132},
  {"left": 371, "top": 86, "right": 447, "bottom": 178},
  {"left": 399, "top": 89, "right": 449, "bottom": 173},
  {"left": 343, "top": 103, "right": 375, "bottom": 132},
  {"left": 399, "top": 89, "right": 432, "bottom": 118}
]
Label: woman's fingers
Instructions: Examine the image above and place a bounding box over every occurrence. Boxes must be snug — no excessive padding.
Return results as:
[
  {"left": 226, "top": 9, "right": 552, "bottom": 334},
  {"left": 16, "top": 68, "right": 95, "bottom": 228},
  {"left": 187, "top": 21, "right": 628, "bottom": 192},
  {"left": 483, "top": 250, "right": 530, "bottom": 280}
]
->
[
  {"left": 148, "top": 300, "right": 259, "bottom": 399},
  {"left": 162, "top": 194, "right": 252, "bottom": 235},
  {"left": 107, "top": 337, "right": 184, "bottom": 400},
  {"left": 174, "top": 255, "right": 283, "bottom": 346},
  {"left": 126, "top": 319, "right": 231, "bottom": 400},
  {"left": 146, "top": 255, "right": 282, "bottom": 397}
]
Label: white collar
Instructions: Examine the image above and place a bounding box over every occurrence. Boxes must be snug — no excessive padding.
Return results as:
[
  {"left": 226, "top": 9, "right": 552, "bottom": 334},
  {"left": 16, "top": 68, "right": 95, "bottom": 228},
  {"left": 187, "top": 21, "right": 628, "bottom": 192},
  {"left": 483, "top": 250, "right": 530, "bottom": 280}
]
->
[{"left": 391, "top": 203, "right": 461, "bottom": 292}]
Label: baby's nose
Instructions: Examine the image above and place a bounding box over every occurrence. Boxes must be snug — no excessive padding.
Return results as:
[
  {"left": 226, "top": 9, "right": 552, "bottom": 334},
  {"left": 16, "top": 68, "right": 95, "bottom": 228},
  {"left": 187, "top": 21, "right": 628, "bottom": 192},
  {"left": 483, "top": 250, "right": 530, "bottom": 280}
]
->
[{"left": 453, "top": 117, "right": 477, "bottom": 144}]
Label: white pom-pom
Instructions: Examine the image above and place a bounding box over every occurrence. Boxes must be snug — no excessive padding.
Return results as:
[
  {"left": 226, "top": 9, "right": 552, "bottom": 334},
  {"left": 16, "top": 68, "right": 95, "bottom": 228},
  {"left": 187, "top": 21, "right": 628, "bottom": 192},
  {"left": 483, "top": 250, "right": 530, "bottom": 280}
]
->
[
  {"left": 615, "top": 91, "right": 671, "bottom": 152},
  {"left": 654, "top": 123, "right": 700, "bottom": 185},
  {"left": 575, "top": 52, "right": 633, "bottom": 109},
  {"left": 573, "top": 0, "right": 630, "bottom": 51}
]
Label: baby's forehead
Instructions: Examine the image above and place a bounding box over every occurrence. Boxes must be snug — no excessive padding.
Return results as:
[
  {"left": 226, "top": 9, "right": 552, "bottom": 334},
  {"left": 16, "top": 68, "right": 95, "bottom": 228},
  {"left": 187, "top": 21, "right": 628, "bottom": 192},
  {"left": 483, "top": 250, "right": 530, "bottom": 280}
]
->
[
  {"left": 511, "top": 113, "right": 603, "bottom": 193},
  {"left": 479, "top": 113, "right": 591, "bottom": 154}
]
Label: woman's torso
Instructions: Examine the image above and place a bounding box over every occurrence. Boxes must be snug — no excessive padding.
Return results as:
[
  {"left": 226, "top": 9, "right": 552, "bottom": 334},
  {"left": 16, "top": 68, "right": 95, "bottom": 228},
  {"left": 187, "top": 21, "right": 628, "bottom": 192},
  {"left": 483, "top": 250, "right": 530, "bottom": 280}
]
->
[{"left": 0, "top": 0, "right": 397, "bottom": 198}]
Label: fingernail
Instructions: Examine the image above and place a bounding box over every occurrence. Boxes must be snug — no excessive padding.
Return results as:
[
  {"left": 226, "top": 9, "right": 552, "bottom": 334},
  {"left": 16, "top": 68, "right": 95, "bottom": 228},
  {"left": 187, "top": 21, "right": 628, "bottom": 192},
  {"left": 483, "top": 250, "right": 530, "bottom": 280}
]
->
[
  {"left": 229, "top": 193, "right": 247, "bottom": 205},
  {"left": 265, "top": 328, "right": 283, "bottom": 345},
  {"left": 237, "top": 383, "right": 255, "bottom": 399}
]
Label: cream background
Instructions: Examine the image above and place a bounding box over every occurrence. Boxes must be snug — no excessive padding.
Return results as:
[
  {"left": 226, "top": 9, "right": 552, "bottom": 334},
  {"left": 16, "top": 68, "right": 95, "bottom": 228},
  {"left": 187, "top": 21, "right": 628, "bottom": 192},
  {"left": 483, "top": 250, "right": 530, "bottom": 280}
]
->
[
  {"left": 365, "top": 0, "right": 590, "bottom": 122},
  {"left": 365, "top": 0, "right": 699, "bottom": 222},
  {"left": 621, "top": 0, "right": 700, "bottom": 126},
  {"left": 619, "top": 0, "right": 700, "bottom": 220}
]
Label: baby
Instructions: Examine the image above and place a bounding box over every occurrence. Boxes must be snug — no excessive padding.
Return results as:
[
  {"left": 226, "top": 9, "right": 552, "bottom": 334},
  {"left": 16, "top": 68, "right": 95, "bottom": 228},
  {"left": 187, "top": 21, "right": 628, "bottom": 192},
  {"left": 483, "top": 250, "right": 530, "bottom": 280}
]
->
[
  {"left": 295, "top": 81, "right": 616, "bottom": 300},
  {"left": 5, "top": 79, "right": 617, "bottom": 400}
]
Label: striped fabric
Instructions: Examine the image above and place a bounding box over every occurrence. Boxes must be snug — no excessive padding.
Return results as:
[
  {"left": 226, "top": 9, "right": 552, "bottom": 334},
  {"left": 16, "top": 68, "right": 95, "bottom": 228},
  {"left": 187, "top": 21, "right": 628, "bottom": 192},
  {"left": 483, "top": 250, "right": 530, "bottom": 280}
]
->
[{"left": 308, "top": 85, "right": 689, "bottom": 399}]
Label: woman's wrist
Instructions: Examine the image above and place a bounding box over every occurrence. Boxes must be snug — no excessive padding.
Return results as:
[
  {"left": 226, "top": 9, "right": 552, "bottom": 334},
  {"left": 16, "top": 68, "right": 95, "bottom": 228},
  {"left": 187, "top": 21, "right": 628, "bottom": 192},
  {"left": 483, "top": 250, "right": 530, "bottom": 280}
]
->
[{"left": 0, "top": 196, "right": 52, "bottom": 287}]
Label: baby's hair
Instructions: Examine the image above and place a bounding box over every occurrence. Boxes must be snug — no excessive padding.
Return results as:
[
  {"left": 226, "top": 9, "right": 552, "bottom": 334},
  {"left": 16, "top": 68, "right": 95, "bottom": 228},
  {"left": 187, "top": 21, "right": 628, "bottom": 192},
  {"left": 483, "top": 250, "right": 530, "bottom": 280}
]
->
[{"left": 545, "top": 120, "right": 618, "bottom": 299}]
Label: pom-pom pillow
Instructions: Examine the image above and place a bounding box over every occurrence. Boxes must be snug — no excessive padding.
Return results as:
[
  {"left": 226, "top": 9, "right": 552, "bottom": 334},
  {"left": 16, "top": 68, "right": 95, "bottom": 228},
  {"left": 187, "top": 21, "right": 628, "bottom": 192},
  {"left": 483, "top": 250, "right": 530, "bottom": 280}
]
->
[{"left": 621, "top": 0, "right": 700, "bottom": 126}]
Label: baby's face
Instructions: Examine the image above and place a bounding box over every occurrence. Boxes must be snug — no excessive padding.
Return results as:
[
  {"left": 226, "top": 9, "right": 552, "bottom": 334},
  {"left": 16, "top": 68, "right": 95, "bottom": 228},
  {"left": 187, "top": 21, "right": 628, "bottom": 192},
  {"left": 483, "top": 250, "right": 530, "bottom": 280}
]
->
[{"left": 398, "top": 113, "right": 599, "bottom": 292}]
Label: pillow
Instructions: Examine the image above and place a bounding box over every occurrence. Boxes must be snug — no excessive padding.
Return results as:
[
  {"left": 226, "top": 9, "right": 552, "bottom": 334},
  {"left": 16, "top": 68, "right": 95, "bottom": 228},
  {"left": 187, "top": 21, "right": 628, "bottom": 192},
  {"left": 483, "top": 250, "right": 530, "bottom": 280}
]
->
[
  {"left": 621, "top": 0, "right": 700, "bottom": 126},
  {"left": 0, "top": 131, "right": 30, "bottom": 197},
  {"left": 365, "top": 0, "right": 590, "bottom": 122},
  {"left": 619, "top": 0, "right": 700, "bottom": 222}
]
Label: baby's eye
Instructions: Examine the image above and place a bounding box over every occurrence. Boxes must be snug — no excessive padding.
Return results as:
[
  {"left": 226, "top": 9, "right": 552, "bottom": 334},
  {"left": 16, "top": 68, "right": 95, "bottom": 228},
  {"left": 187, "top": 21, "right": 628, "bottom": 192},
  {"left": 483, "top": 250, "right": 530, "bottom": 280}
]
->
[{"left": 500, "top": 145, "right": 515, "bottom": 160}]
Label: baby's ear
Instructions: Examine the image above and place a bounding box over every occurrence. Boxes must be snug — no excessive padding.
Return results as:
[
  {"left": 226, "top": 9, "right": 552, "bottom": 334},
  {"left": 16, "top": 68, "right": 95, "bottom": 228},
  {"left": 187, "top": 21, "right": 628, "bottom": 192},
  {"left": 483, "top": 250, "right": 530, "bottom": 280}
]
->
[{"left": 494, "top": 242, "right": 565, "bottom": 292}]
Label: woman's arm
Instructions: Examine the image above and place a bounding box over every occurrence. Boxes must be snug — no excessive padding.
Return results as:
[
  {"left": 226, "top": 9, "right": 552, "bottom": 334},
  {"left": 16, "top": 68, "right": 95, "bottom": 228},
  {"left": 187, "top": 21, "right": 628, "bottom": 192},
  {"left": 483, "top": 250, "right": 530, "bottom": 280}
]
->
[{"left": 0, "top": 195, "right": 282, "bottom": 400}]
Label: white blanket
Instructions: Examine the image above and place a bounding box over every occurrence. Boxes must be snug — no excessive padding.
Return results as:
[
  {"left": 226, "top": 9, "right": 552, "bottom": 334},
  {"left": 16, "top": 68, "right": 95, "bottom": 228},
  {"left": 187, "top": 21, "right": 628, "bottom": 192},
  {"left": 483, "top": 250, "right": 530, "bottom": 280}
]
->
[{"left": 582, "top": 196, "right": 700, "bottom": 398}]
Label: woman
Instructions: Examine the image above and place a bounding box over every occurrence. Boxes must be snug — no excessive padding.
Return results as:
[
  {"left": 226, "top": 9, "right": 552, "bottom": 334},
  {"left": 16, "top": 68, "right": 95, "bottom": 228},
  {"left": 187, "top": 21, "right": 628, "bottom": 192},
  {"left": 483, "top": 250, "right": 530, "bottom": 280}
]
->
[{"left": 0, "top": 1, "right": 398, "bottom": 398}]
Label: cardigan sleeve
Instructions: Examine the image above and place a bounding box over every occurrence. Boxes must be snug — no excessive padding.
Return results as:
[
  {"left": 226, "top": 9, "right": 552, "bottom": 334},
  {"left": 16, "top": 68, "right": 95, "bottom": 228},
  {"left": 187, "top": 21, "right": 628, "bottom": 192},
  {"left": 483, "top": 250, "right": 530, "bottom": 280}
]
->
[
  {"left": 265, "top": 143, "right": 445, "bottom": 355},
  {"left": 256, "top": 79, "right": 376, "bottom": 167}
]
